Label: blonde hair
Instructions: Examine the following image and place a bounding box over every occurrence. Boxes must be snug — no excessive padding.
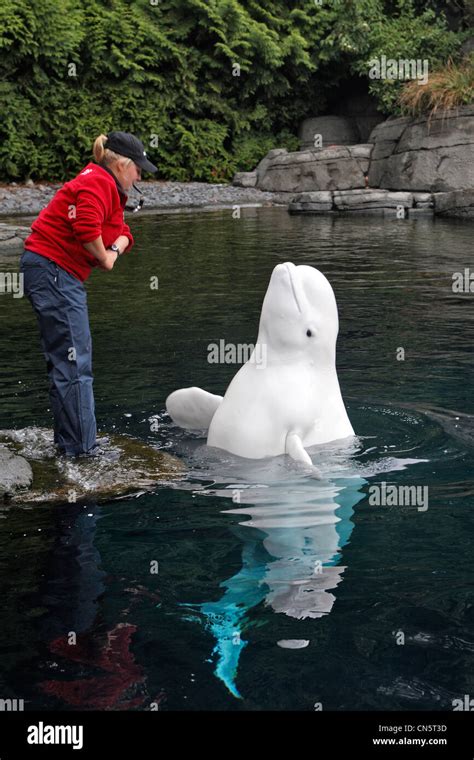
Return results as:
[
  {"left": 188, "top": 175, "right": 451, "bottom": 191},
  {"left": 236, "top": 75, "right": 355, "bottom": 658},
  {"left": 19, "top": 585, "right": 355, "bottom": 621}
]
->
[{"left": 93, "top": 134, "right": 133, "bottom": 169}]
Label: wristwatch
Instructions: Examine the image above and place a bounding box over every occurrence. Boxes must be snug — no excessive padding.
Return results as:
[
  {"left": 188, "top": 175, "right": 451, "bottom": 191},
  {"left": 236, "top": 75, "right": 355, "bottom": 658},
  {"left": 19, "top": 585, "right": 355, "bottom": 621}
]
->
[{"left": 110, "top": 243, "right": 121, "bottom": 256}]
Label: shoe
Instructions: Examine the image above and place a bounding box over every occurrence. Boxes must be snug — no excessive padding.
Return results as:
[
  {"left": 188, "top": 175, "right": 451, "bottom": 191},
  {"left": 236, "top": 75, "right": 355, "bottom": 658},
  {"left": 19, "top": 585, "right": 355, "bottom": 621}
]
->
[{"left": 80, "top": 442, "right": 120, "bottom": 461}]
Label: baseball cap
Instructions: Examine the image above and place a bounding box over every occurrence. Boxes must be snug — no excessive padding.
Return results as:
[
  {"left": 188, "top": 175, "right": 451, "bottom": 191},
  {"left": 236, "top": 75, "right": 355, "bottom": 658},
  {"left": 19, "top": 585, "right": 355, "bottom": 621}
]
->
[{"left": 104, "top": 131, "right": 158, "bottom": 173}]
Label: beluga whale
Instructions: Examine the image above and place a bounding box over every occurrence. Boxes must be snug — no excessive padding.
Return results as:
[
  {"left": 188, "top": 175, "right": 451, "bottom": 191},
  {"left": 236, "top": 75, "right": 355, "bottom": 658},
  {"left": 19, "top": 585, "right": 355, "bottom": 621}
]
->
[{"left": 166, "top": 262, "right": 354, "bottom": 465}]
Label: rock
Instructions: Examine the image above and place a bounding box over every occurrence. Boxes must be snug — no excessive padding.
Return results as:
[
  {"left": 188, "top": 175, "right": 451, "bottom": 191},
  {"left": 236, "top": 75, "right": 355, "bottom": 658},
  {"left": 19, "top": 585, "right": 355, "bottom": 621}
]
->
[
  {"left": 255, "top": 149, "right": 288, "bottom": 185},
  {"left": 0, "top": 445, "right": 33, "bottom": 495},
  {"left": 333, "top": 189, "right": 413, "bottom": 210},
  {"left": 0, "top": 428, "right": 184, "bottom": 504},
  {"left": 232, "top": 171, "right": 257, "bottom": 188},
  {"left": 0, "top": 223, "right": 31, "bottom": 253},
  {"left": 289, "top": 190, "right": 333, "bottom": 213},
  {"left": 257, "top": 147, "right": 366, "bottom": 193},
  {"left": 289, "top": 202, "right": 334, "bottom": 214},
  {"left": 368, "top": 106, "right": 474, "bottom": 192},
  {"left": 25, "top": 178, "right": 34, "bottom": 187},
  {"left": 408, "top": 208, "right": 435, "bottom": 217},
  {"left": 0, "top": 226, "right": 16, "bottom": 241},
  {"left": 298, "top": 116, "right": 359, "bottom": 150},
  {"left": 292, "top": 191, "right": 333, "bottom": 203},
  {"left": 0, "top": 237, "right": 25, "bottom": 252},
  {"left": 348, "top": 144, "right": 373, "bottom": 159},
  {"left": 413, "top": 192, "right": 433, "bottom": 205},
  {"left": 434, "top": 190, "right": 474, "bottom": 218},
  {"left": 347, "top": 144, "right": 373, "bottom": 174}
]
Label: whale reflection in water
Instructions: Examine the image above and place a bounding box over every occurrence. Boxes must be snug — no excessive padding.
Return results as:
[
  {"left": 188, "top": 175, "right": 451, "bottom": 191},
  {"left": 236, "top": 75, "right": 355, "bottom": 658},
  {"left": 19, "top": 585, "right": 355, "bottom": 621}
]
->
[{"left": 179, "top": 440, "right": 367, "bottom": 698}]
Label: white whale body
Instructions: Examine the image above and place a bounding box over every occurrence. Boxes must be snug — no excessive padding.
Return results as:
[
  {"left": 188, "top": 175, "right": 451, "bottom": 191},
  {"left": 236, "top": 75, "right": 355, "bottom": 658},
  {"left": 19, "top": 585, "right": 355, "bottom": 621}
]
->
[{"left": 166, "top": 262, "right": 354, "bottom": 464}]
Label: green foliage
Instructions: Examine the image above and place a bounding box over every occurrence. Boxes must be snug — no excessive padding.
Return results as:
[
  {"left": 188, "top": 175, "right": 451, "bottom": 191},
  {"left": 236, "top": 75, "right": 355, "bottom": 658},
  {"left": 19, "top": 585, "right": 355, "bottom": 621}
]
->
[
  {"left": 0, "top": 0, "right": 466, "bottom": 182},
  {"left": 348, "top": 1, "right": 463, "bottom": 113}
]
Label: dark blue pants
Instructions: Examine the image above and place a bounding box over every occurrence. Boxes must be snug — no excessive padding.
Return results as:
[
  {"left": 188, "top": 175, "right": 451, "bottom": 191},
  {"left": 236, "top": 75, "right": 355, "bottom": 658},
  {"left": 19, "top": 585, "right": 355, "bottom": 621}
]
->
[{"left": 20, "top": 250, "right": 97, "bottom": 456}]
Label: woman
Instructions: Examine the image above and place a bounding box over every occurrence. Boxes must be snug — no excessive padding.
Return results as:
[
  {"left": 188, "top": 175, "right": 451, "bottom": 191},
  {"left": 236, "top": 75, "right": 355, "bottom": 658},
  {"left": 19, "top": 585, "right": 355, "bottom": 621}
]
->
[{"left": 20, "top": 131, "right": 157, "bottom": 457}]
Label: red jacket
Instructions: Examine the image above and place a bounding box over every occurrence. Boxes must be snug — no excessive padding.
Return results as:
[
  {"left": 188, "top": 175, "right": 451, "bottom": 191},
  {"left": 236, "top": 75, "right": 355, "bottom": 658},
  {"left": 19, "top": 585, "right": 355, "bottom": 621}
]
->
[{"left": 24, "top": 162, "right": 134, "bottom": 282}]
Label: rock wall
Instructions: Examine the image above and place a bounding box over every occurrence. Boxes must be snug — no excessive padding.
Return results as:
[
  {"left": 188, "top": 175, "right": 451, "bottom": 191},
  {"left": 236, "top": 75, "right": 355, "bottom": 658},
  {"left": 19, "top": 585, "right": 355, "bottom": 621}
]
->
[
  {"left": 368, "top": 105, "right": 474, "bottom": 192},
  {"left": 233, "top": 105, "right": 474, "bottom": 218}
]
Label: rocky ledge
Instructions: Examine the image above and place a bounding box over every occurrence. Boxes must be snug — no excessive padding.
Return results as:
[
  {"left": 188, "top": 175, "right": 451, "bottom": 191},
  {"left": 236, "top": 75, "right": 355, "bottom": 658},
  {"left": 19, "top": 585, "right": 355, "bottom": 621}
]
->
[
  {"left": 0, "top": 180, "right": 290, "bottom": 219},
  {"left": 289, "top": 188, "right": 435, "bottom": 217},
  {"left": 0, "top": 221, "right": 31, "bottom": 252},
  {"left": 0, "top": 428, "right": 184, "bottom": 504}
]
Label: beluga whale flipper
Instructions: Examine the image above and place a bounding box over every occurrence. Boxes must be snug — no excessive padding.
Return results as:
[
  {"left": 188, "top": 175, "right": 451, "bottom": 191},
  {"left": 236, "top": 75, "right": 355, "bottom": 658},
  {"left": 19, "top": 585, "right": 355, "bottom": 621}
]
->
[{"left": 166, "top": 262, "right": 354, "bottom": 463}]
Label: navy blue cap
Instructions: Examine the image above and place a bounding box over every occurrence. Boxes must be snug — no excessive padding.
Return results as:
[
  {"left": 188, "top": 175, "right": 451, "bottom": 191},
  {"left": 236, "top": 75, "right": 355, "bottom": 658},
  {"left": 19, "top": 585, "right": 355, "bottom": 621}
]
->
[{"left": 104, "top": 131, "right": 157, "bottom": 173}]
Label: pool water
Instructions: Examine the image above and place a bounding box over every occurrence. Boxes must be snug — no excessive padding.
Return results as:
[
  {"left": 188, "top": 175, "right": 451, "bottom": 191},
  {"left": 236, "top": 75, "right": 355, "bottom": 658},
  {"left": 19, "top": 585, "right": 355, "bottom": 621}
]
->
[{"left": 0, "top": 207, "right": 473, "bottom": 710}]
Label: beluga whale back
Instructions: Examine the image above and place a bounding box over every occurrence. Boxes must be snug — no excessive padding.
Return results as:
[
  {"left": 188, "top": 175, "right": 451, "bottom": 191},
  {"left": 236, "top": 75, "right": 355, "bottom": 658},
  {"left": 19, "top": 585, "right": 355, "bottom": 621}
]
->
[{"left": 166, "top": 262, "right": 354, "bottom": 465}]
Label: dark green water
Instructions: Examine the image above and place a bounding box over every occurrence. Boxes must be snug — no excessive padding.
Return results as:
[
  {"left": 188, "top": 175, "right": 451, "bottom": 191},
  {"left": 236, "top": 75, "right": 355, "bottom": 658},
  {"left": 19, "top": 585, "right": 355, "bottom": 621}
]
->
[{"left": 0, "top": 207, "right": 473, "bottom": 710}]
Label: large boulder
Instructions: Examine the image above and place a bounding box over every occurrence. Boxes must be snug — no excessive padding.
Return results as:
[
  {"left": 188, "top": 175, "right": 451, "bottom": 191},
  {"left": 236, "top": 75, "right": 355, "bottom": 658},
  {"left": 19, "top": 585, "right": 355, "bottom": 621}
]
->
[
  {"left": 368, "top": 106, "right": 474, "bottom": 192},
  {"left": 0, "top": 445, "right": 33, "bottom": 495},
  {"left": 232, "top": 171, "right": 257, "bottom": 188},
  {"left": 257, "top": 147, "right": 367, "bottom": 193}
]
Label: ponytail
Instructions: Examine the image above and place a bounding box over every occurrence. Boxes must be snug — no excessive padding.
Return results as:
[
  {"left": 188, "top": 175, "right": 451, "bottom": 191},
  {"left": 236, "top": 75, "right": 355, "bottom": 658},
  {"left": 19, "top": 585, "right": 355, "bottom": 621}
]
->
[
  {"left": 92, "top": 133, "right": 132, "bottom": 169},
  {"left": 93, "top": 134, "right": 108, "bottom": 164}
]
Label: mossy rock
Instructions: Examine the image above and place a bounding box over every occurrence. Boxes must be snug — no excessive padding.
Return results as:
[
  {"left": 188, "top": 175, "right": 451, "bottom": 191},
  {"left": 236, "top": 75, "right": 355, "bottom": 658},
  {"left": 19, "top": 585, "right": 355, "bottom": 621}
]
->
[{"left": 0, "top": 428, "right": 184, "bottom": 504}]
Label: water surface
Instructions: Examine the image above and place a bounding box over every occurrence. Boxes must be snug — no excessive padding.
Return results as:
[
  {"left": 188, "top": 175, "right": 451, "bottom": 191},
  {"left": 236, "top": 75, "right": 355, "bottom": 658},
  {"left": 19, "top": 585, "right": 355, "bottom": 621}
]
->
[{"left": 0, "top": 208, "right": 473, "bottom": 710}]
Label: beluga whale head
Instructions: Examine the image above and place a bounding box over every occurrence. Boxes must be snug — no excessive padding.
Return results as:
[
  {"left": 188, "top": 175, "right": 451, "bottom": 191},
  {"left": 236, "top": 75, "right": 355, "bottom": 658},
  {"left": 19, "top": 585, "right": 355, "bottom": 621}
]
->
[{"left": 256, "top": 262, "right": 339, "bottom": 367}]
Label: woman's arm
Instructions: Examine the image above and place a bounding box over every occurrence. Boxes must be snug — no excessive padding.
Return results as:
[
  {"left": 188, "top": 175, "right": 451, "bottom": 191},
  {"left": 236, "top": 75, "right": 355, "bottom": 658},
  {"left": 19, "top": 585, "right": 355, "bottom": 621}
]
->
[
  {"left": 83, "top": 236, "right": 118, "bottom": 271},
  {"left": 113, "top": 234, "right": 130, "bottom": 254}
]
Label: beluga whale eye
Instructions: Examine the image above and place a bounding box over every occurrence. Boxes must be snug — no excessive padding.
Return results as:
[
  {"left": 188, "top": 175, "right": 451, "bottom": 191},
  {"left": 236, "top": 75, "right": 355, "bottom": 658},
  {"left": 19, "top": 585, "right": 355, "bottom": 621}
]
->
[{"left": 306, "top": 329, "right": 313, "bottom": 337}]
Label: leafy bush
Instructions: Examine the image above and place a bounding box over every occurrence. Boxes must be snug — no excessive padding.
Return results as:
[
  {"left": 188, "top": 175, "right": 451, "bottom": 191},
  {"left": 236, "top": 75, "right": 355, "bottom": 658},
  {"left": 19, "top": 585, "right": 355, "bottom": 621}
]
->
[{"left": 0, "top": 0, "right": 466, "bottom": 182}]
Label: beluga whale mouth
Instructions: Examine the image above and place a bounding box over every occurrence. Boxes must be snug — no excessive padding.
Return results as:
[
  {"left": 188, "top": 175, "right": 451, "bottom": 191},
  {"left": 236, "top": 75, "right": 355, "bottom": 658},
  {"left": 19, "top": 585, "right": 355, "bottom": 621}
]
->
[{"left": 282, "top": 261, "right": 303, "bottom": 314}]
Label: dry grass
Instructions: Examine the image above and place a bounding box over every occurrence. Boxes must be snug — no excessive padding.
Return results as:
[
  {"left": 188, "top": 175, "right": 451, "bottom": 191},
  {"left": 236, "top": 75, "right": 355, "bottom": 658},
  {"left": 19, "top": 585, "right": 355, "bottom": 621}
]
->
[{"left": 399, "top": 56, "right": 474, "bottom": 119}]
